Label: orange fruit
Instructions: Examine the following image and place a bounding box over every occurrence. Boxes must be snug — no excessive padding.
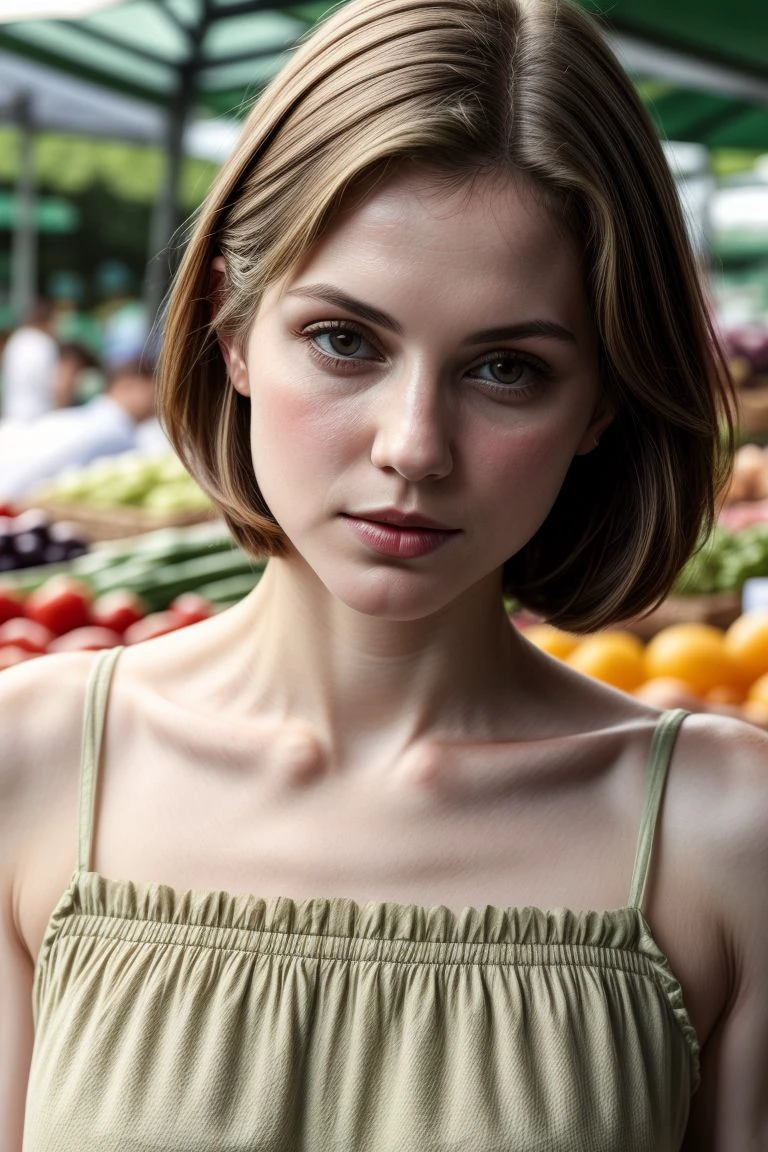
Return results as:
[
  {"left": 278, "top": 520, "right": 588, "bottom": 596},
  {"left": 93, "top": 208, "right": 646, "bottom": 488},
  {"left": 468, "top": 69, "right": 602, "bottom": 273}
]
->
[
  {"left": 747, "top": 672, "right": 768, "bottom": 708},
  {"left": 741, "top": 699, "right": 768, "bottom": 730},
  {"left": 706, "top": 684, "right": 746, "bottom": 707},
  {"left": 644, "top": 623, "right": 736, "bottom": 697},
  {"left": 566, "top": 631, "right": 646, "bottom": 693},
  {"left": 634, "top": 677, "right": 703, "bottom": 709},
  {"left": 522, "top": 624, "right": 580, "bottom": 660},
  {"left": 724, "top": 611, "right": 768, "bottom": 687}
]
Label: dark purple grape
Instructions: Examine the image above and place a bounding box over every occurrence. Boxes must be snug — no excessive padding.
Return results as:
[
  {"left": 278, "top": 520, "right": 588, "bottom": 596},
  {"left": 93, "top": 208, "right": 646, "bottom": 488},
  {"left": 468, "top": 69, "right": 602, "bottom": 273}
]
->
[
  {"left": 0, "top": 517, "right": 12, "bottom": 557},
  {"left": 12, "top": 532, "right": 47, "bottom": 563},
  {"left": 10, "top": 509, "right": 50, "bottom": 558},
  {"left": 48, "top": 520, "right": 88, "bottom": 549},
  {"left": 42, "top": 542, "right": 69, "bottom": 565},
  {"left": 62, "top": 541, "right": 88, "bottom": 561},
  {"left": 11, "top": 508, "right": 50, "bottom": 537}
]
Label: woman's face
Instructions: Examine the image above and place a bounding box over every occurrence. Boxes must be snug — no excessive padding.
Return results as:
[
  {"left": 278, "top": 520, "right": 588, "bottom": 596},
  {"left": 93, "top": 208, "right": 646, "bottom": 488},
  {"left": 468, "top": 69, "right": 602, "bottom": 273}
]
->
[{"left": 223, "top": 166, "right": 610, "bottom": 620}]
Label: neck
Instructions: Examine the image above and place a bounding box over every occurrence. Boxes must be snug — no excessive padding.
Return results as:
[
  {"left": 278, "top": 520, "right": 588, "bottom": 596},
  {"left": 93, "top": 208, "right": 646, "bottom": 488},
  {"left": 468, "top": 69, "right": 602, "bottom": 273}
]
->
[{"left": 227, "top": 556, "right": 525, "bottom": 773}]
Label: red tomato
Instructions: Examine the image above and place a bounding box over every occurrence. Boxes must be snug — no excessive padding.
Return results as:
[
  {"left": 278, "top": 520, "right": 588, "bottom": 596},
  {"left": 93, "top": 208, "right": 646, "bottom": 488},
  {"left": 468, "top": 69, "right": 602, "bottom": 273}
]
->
[
  {"left": 0, "top": 589, "right": 25, "bottom": 627},
  {"left": 48, "top": 626, "right": 123, "bottom": 653},
  {"left": 25, "top": 576, "right": 92, "bottom": 636},
  {"left": 123, "top": 611, "right": 185, "bottom": 645},
  {"left": 0, "top": 617, "right": 54, "bottom": 654},
  {"left": 169, "top": 593, "right": 213, "bottom": 626},
  {"left": 91, "top": 590, "right": 147, "bottom": 636},
  {"left": 0, "top": 502, "right": 17, "bottom": 518},
  {"left": 0, "top": 644, "right": 38, "bottom": 670}
]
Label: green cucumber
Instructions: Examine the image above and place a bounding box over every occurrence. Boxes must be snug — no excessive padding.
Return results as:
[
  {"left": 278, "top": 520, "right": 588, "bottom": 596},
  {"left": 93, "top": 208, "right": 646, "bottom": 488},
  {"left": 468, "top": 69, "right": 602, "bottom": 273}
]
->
[
  {"left": 194, "top": 572, "right": 264, "bottom": 604},
  {"left": 94, "top": 552, "right": 263, "bottom": 612}
]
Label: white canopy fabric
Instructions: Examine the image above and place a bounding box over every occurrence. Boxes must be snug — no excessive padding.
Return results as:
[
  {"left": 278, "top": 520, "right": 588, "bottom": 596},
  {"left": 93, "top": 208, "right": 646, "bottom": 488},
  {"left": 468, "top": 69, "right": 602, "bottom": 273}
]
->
[{"left": 0, "top": 2, "right": 120, "bottom": 18}]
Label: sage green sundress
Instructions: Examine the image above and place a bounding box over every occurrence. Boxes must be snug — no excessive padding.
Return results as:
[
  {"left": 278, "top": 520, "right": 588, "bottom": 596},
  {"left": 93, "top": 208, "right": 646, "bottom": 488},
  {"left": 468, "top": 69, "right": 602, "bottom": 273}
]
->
[{"left": 24, "top": 645, "right": 700, "bottom": 1150}]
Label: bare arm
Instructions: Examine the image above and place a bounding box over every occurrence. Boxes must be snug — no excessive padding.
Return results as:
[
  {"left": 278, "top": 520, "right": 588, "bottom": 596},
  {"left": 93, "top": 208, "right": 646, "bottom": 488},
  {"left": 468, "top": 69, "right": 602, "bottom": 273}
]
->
[
  {"left": 0, "top": 654, "right": 91, "bottom": 1152},
  {"left": 681, "top": 717, "right": 768, "bottom": 1151},
  {"left": 0, "top": 884, "right": 34, "bottom": 1152}
]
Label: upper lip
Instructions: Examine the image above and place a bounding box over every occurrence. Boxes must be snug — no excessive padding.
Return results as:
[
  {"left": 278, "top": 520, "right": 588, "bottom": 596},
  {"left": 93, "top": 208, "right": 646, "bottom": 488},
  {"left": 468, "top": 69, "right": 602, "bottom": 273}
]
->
[{"left": 346, "top": 507, "right": 458, "bottom": 531}]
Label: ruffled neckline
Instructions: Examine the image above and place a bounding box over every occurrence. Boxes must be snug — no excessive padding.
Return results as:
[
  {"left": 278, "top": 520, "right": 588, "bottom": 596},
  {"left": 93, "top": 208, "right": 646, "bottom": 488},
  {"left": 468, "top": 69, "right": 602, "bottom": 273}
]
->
[{"left": 37, "top": 868, "right": 701, "bottom": 1087}]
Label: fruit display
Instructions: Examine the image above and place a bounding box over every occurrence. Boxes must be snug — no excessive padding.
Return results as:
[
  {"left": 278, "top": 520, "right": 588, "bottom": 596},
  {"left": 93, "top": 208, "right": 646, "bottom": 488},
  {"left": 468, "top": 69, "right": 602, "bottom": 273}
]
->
[
  {"left": 0, "top": 504, "right": 89, "bottom": 573},
  {"left": 32, "top": 451, "right": 212, "bottom": 513},
  {"left": 521, "top": 615, "right": 768, "bottom": 731},
  {"left": 0, "top": 523, "right": 267, "bottom": 672},
  {"left": 24, "top": 452, "right": 216, "bottom": 540},
  {"left": 722, "top": 443, "right": 768, "bottom": 506},
  {"left": 0, "top": 578, "right": 223, "bottom": 670},
  {"left": 0, "top": 521, "right": 265, "bottom": 617}
]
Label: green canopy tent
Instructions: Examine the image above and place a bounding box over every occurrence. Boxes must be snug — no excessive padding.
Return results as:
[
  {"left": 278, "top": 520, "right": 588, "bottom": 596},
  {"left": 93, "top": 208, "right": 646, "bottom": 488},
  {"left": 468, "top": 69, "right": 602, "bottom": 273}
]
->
[
  {"left": 2, "top": 0, "right": 768, "bottom": 317},
  {"left": 584, "top": 0, "right": 768, "bottom": 149},
  {"left": 0, "top": 0, "right": 334, "bottom": 319},
  {"left": 0, "top": 190, "right": 79, "bottom": 232}
]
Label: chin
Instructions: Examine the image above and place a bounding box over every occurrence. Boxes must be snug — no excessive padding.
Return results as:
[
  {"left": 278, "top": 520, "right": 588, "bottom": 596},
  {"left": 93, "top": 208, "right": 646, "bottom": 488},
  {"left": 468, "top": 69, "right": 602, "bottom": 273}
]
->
[{"left": 320, "top": 565, "right": 463, "bottom": 622}]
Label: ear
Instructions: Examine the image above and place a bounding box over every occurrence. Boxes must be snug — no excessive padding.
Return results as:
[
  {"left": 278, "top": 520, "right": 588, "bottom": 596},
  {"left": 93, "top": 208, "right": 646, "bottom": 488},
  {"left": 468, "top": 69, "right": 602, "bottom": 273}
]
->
[
  {"left": 574, "top": 398, "right": 615, "bottom": 457},
  {"left": 211, "top": 255, "right": 250, "bottom": 398}
]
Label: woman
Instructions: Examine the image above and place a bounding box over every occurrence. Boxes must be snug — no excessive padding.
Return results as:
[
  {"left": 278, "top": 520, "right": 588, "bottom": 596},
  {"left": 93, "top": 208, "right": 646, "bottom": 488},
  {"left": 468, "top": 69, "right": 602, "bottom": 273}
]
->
[{"left": 3, "top": 0, "right": 766, "bottom": 1148}]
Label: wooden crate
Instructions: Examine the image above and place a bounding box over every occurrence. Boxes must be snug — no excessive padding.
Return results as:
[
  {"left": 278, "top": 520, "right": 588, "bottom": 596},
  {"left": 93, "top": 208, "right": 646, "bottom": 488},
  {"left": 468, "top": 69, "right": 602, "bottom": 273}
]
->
[
  {"left": 22, "top": 498, "right": 217, "bottom": 541},
  {"left": 618, "top": 591, "right": 742, "bottom": 642},
  {"left": 736, "top": 381, "right": 768, "bottom": 440}
]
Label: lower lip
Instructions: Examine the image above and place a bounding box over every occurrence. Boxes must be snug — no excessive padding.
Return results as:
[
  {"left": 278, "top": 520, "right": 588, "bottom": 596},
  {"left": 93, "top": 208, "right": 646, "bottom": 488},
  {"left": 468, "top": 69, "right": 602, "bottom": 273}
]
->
[{"left": 343, "top": 516, "right": 459, "bottom": 558}]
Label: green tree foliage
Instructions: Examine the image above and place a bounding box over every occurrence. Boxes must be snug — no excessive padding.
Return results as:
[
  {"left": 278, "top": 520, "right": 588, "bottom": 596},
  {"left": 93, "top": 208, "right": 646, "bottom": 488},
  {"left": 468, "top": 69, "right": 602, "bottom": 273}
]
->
[{"left": 0, "top": 129, "right": 219, "bottom": 207}]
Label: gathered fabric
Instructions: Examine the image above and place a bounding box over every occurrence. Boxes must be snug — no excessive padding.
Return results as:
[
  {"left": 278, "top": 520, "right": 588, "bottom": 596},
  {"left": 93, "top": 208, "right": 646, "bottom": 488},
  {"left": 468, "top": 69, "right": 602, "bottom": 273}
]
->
[{"left": 24, "top": 647, "right": 699, "bottom": 1151}]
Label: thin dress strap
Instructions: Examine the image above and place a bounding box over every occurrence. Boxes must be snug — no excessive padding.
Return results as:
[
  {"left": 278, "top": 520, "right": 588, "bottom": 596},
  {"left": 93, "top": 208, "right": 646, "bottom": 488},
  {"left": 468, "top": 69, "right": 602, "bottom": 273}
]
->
[
  {"left": 77, "top": 646, "right": 125, "bottom": 872},
  {"left": 627, "top": 708, "right": 689, "bottom": 911}
]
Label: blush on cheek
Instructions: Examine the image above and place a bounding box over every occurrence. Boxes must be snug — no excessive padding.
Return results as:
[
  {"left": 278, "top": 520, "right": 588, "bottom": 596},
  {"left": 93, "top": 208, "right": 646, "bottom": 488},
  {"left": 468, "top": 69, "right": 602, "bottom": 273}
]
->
[
  {"left": 250, "top": 381, "right": 355, "bottom": 492},
  {"left": 479, "top": 426, "right": 577, "bottom": 536}
]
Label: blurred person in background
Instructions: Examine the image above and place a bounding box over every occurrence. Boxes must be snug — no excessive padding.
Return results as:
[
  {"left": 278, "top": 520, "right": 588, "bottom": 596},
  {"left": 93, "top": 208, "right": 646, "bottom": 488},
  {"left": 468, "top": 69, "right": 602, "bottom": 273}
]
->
[
  {"left": 94, "top": 259, "right": 150, "bottom": 369},
  {"left": 48, "top": 270, "right": 104, "bottom": 385},
  {"left": 54, "top": 341, "right": 104, "bottom": 410},
  {"left": 0, "top": 298, "right": 58, "bottom": 422},
  {"left": 0, "top": 356, "right": 156, "bottom": 500}
]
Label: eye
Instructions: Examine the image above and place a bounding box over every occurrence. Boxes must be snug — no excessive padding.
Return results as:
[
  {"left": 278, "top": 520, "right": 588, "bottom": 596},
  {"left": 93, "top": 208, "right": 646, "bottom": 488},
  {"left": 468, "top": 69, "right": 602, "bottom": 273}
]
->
[
  {"left": 468, "top": 353, "right": 550, "bottom": 396},
  {"left": 305, "top": 322, "right": 380, "bottom": 362},
  {"left": 474, "top": 357, "right": 527, "bottom": 386}
]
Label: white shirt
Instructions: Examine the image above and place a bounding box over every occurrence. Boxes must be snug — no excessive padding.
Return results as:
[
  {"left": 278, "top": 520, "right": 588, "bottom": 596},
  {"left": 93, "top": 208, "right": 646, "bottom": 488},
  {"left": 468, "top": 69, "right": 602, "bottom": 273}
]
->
[
  {"left": 0, "top": 394, "right": 137, "bottom": 500},
  {"left": 1, "top": 326, "right": 59, "bottom": 422}
]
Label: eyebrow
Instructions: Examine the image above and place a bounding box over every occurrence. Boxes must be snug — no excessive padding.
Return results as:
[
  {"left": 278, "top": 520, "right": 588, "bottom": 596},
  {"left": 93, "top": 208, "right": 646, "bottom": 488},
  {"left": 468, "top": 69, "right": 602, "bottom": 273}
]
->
[{"left": 286, "top": 284, "right": 577, "bottom": 346}]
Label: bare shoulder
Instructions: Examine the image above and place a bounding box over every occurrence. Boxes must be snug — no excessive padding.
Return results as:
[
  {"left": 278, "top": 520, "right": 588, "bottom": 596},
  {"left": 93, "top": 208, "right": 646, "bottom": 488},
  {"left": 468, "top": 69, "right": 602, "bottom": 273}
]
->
[
  {"left": 671, "top": 713, "right": 768, "bottom": 1150},
  {"left": 0, "top": 651, "right": 96, "bottom": 807},
  {"left": 672, "top": 710, "right": 768, "bottom": 873},
  {"left": 663, "top": 710, "right": 768, "bottom": 925},
  {"left": 0, "top": 653, "right": 97, "bottom": 951}
]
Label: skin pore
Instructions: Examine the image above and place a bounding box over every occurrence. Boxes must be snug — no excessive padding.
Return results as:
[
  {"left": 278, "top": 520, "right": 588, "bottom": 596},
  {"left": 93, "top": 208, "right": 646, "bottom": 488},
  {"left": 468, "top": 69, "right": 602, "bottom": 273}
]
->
[{"left": 219, "top": 165, "right": 614, "bottom": 775}]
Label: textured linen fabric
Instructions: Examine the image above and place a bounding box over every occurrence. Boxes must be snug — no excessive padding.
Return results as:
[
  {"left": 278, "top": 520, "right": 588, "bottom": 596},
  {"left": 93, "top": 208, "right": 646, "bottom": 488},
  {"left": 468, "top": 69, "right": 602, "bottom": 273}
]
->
[{"left": 24, "top": 648, "right": 700, "bottom": 1151}]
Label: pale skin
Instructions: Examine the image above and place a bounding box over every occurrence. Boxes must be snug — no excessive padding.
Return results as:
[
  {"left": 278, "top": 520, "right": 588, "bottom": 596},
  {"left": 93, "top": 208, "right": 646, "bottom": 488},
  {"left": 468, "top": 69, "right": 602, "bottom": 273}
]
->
[{"left": 1, "top": 167, "right": 767, "bottom": 1150}]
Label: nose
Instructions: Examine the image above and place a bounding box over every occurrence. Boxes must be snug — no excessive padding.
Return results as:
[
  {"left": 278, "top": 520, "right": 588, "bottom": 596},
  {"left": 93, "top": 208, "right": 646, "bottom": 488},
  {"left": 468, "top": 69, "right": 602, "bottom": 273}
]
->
[{"left": 369, "top": 364, "right": 454, "bottom": 482}]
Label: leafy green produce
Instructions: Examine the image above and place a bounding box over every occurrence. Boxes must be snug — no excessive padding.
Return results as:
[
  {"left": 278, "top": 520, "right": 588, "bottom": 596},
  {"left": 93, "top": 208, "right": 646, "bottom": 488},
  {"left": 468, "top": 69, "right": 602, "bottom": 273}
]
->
[{"left": 674, "top": 524, "right": 768, "bottom": 595}]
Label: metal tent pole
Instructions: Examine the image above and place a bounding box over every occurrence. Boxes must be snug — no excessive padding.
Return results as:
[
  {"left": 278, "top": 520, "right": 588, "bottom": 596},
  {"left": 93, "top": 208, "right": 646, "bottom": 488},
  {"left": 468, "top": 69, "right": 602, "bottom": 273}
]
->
[
  {"left": 144, "top": 61, "right": 195, "bottom": 330},
  {"left": 10, "top": 92, "right": 36, "bottom": 323}
]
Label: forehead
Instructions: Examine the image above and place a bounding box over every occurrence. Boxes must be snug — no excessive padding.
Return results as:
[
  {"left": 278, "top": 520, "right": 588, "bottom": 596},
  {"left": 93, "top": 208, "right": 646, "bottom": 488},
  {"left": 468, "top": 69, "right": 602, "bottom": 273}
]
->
[{"left": 279, "top": 165, "right": 589, "bottom": 329}]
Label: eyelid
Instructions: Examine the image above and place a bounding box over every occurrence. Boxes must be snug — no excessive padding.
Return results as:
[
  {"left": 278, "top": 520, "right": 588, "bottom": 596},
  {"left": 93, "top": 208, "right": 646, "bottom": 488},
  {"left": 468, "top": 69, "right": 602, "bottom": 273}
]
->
[
  {"left": 302, "top": 319, "right": 384, "bottom": 358},
  {"left": 298, "top": 320, "right": 552, "bottom": 383},
  {"left": 466, "top": 349, "right": 553, "bottom": 380}
]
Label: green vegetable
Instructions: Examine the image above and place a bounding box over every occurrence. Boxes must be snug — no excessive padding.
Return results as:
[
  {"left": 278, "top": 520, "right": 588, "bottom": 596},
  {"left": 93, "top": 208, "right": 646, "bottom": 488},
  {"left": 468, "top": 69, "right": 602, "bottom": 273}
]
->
[{"left": 194, "top": 572, "right": 264, "bottom": 605}]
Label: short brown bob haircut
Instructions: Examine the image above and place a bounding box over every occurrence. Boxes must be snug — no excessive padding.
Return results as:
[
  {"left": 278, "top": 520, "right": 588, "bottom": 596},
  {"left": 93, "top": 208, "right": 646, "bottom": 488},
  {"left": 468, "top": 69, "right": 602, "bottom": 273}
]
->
[{"left": 159, "top": 0, "right": 734, "bottom": 633}]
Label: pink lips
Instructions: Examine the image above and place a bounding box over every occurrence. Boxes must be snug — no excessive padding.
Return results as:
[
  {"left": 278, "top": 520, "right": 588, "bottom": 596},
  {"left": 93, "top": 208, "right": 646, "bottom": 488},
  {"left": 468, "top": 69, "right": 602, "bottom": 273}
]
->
[{"left": 342, "top": 509, "right": 459, "bottom": 559}]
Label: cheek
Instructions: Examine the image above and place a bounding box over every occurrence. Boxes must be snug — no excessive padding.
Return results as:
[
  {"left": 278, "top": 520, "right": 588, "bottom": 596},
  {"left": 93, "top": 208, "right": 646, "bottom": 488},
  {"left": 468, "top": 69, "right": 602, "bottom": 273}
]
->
[
  {"left": 475, "top": 421, "right": 577, "bottom": 499},
  {"left": 249, "top": 374, "right": 357, "bottom": 485}
]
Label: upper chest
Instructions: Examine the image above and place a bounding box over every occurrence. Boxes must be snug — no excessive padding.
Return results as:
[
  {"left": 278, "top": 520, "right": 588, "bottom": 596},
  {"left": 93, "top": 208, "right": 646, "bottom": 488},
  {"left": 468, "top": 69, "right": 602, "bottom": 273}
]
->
[{"left": 21, "top": 684, "right": 729, "bottom": 1051}]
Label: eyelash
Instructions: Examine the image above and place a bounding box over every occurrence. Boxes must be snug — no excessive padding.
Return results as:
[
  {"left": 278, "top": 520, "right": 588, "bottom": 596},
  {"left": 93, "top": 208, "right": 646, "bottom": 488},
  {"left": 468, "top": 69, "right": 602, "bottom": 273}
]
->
[{"left": 297, "top": 319, "right": 552, "bottom": 399}]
